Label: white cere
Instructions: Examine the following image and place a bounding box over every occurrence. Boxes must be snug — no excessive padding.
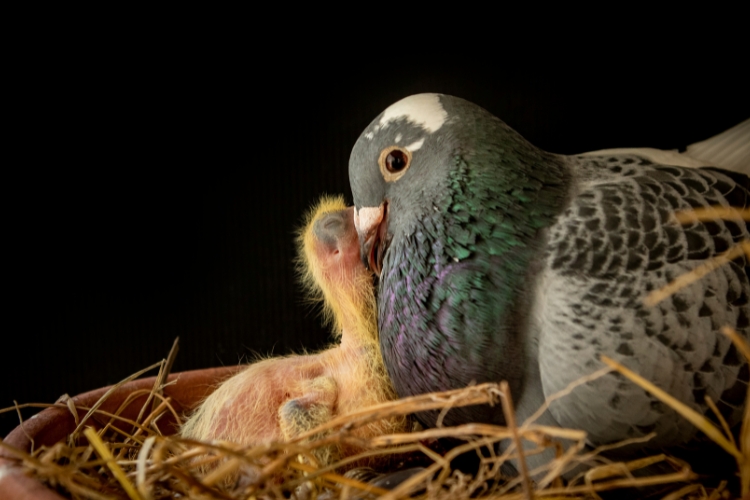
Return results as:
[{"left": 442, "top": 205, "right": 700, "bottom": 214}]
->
[{"left": 354, "top": 206, "right": 383, "bottom": 237}]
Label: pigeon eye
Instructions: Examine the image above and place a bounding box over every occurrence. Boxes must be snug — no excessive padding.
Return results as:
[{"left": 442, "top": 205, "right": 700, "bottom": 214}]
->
[
  {"left": 386, "top": 150, "right": 407, "bottom": 172},
  {"left": 378, "top": 146, "right": 412, "bottom": 182}
]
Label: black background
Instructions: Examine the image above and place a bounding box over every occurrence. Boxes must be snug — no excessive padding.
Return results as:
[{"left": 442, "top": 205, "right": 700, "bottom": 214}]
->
[{"left": 3, "top": 53, "right": 748, "bottom": 437}]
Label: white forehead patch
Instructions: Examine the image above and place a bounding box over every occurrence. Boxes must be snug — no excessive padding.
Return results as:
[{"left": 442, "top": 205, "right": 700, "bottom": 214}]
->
[{"left": 379, "top": 94, "right": 448, "bottom": 134}]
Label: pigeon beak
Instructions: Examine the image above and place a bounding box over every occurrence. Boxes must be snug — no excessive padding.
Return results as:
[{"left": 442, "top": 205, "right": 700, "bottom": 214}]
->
[{"left": 354, "top": 202, "right": 388, "bottom": 276}]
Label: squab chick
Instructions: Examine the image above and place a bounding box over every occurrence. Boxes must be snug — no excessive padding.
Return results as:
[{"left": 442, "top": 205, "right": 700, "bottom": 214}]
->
[{"left": 180, "top": 196, "right": 409, "bottom": 467}]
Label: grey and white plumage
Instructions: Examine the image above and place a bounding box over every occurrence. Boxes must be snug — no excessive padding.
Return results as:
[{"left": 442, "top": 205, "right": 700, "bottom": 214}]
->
[
  {"left": 348, "top": 94, "right": 749, "bottom": 464},
  {"left": 534, "top": 157, "right": 748, "bottom": 448}
]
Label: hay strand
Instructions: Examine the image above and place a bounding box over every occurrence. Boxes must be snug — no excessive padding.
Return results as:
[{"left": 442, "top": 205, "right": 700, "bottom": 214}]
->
[
  {"left": 600, "top": 355, "right": 741, "bottom": 461},
  {"left": 500, "top": 381, "right": 533, "bottom": 500},
  {"left": 643, "top": 241, "right": 750, "bottom": 307},
  {"left": 84, "top": 427, "right": 143, "bottom": 500},
  {"left": 71, "top": 360, "right": 164, "bottom": 438}
]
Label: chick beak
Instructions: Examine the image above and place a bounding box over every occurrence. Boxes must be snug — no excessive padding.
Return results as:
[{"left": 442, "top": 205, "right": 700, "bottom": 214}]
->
[{"left": 354, "top": 202, "right": 388, "bottom": 276}]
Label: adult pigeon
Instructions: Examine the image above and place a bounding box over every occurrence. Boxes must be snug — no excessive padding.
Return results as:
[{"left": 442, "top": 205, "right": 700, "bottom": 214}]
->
[{"left": 348, "top": 94, "right": 749, "bottom": 460}]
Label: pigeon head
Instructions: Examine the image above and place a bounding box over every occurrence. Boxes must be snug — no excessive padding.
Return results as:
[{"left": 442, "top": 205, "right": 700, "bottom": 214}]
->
[{"left": 349, "top": 93, "right": 555, "bottom": 276}]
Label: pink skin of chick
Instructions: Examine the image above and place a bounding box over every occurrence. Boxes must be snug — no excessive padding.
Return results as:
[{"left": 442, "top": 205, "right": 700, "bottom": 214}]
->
[{"left": 180, "top": 196, "right": 407, "bottom": 468}]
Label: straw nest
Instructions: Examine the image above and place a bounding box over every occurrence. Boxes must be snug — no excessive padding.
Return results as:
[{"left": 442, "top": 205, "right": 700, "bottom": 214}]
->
[{"left": 1, "top": 210, "right": 748, "bottom": 500}]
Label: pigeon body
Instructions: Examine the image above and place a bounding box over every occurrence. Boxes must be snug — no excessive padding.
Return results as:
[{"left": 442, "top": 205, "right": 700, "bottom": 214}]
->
[{"left": 348, "top": 94, "right": 749, "bottom": 454}]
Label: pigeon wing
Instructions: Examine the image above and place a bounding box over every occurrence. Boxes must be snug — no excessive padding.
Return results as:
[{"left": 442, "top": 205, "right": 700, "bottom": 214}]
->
[{"left": 534, "top": 155, "right": 749, "bottom": 448}]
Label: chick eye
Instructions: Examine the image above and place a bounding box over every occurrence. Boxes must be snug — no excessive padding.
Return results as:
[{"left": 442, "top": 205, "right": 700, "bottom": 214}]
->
[{"left": 378, "top": 146, "right": 412, "bottom": 182}]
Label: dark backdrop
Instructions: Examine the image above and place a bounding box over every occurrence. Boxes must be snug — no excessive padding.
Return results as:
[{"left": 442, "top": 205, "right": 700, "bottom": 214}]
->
[{"left": 4, "top": 57, "right": 748, "bottom": 437}]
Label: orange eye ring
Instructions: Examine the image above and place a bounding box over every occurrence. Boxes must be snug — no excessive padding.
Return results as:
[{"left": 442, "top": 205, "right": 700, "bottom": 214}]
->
[{"left": 378, "top": 146, "right": 412, "bottom": 182}]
